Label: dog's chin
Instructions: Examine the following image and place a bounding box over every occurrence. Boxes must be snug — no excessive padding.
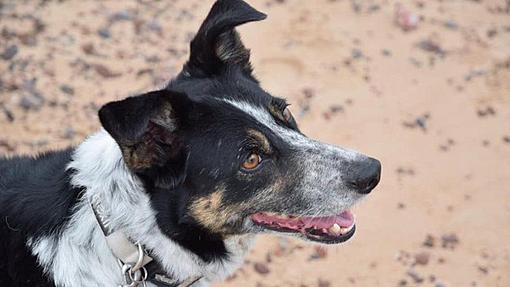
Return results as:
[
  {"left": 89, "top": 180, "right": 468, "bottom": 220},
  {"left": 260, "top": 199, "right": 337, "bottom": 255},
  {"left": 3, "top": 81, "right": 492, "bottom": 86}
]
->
[{"left": 242, "top": 210, "right": 356, "bottom": 244}]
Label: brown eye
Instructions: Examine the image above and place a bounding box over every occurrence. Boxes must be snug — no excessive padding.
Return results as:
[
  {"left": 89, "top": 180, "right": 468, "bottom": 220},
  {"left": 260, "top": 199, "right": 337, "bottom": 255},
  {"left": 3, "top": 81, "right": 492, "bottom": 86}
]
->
[
  {"left": 242, "top": 153, "right": 261, "bottom": 170},
  {"left": 283, "top": 107, "right": 293, "bottom": 122}
]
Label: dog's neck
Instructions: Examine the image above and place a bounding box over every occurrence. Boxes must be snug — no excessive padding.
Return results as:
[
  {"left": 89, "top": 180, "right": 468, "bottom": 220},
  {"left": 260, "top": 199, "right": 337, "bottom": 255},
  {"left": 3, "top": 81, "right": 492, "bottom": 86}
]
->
[{"left": 30, "top": 130, "right": 253, "bottom": 287}]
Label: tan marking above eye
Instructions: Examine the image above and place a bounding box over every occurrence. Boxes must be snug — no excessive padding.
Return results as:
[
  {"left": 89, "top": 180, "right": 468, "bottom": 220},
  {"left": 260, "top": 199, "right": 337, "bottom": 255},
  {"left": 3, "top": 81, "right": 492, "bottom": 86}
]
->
[
  {"left": 247, "top": 129, "right": 271, "bottom": 153},
  {"left": 242, "top": 153, "right": 261, "bottom": 170},
  {"left": 283, "top": 107, "right": 293, "bottom": 122}
]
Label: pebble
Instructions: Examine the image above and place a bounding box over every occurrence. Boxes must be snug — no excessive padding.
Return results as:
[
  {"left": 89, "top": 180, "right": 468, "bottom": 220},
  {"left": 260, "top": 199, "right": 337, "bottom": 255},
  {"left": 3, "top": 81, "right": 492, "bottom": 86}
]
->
[
  {"left": 381, "top": 49, "right": 392, "bottom": 57},
  {"left": 62, "top": 127, "right": 76, "bottom": 140},
  {"left": 253, "top": 262, "right": 270, "bottom": 275},
  {"left": 395, "top": 5, "right": 419, "bottom": 31},
  {"left": 407, "top": 269, "right": 424, "bottom": 283},
  {"left": 477, "top": 106, "right": 496, "bottom": 117},
  {"left": 110, "top": 10, "right": 134, "bottom": 22},
  {"left": 60, "top": 84, "right": 75, "bottom": 96},
  {"left": 441, "top": 233, "right": 459, "bottom": 249},
  {"left": 444, "top": 20, "right": 459, "bottom": 30},
  {"left": 317, "top": 279, "right": 331, "bottom": 287},
  {"left": 308, "top": 246, "right": 327, "bottom": 261},
  {"left": 1, "top": 104, "right": 14, "bottom": 122},
  {"left": 418, "top": 40, "right": 445, "bottom": 56},
  {"left": 1, "top": 45, "right": 18, "bottom": 61},
  {"left": 97, "top": 28, "right": 112, "bottom": 39},
  {"left": 414, "top": 252, "right": 430, "bottom": 265},
  {"left": 423, "top": 234, "right": 435, "bottom": 248},
  {"left": 20, "top": 93, "right": 45, "bottom": 111},
  {"left": 403, "top": 114, "right": 429, "bottom": 131},
  {"left": 94, "top": 64, "right": 121, "bottom": 78},
  {"left": 352, "top": 48, "right": 364, "bottom": 59}
]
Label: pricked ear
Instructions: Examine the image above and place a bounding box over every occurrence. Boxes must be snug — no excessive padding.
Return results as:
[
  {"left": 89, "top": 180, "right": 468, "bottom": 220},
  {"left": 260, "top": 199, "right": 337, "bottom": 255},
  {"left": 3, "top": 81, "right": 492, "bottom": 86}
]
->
[
  {"left": 99, "top": 89, "right": 191, "bottom": 188},
  {"left": 184, "top": 0, "right": 266, "bottom": 77}
]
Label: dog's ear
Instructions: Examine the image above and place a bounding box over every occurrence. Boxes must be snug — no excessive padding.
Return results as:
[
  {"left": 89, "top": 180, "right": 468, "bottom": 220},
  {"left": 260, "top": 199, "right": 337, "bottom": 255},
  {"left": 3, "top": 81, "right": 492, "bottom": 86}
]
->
[
  {"left": 184, "top": 0, "right": 266, "bottom": 77},
  {"left": 99, "top": 89, "right": 191, "bottom": 187}
]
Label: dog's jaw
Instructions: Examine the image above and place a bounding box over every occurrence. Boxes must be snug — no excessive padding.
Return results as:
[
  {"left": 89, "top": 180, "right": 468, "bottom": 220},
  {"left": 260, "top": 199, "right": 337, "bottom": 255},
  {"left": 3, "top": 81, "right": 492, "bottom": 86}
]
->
[{"left": 29, "top": 130, "right": 253, "bottom": 287}]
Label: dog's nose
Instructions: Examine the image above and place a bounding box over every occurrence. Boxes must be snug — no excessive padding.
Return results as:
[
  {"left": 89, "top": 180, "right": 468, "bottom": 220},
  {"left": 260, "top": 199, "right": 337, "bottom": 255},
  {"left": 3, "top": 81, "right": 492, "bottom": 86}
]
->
[{"left": 346, "top": 157, "right": 381, "bottom": 194}]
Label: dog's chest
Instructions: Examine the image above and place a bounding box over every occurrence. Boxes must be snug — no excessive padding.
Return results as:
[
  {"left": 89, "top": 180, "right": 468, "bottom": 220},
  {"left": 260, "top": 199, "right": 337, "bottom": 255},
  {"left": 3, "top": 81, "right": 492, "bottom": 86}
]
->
[{"left": 30, "top": 226, "right": 254, "bottom": 287}]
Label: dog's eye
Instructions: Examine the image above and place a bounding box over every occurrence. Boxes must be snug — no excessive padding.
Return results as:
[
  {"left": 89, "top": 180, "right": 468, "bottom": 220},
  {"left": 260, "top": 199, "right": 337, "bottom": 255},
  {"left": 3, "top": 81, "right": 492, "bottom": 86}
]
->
[
  {"left": 242, "top": 153, "right": 261, "bottom": 170},
  {"left": 283, "top": 107, "right": 293, "bottom": 122}
]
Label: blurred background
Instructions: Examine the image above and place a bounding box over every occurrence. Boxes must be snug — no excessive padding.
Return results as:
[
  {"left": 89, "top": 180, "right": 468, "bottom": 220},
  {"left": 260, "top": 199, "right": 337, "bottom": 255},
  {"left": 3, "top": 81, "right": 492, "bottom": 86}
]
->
[{"left": 1, "top": 0, "right": 509, "bottom": 286}]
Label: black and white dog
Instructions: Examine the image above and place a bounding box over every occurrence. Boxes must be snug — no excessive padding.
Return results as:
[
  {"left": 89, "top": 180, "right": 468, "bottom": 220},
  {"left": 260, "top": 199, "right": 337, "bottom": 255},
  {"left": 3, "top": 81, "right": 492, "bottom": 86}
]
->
[{"left": 0, "top": 1, "right": 381, "bottom": 286}]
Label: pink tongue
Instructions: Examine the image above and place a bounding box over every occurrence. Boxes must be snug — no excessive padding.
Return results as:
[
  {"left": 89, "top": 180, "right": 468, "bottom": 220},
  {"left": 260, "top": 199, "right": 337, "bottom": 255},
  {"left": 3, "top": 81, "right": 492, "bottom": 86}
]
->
[
  {"left": 301, "top": 210, "right": 354, "bottom": 229},
  {"left": 251, "top": 210, "right": 355, "bottom": 230}
]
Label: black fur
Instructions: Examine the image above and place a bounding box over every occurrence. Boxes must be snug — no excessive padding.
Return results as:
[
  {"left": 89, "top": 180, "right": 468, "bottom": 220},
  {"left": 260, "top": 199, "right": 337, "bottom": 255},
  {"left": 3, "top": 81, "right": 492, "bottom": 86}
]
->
[
  {"left": 149, "top": 185, "right": 229, "bottom": 263},
  {"left": 184, "top": 0, "right": 266, "bottom": 77},
  {"left": 0, "top": 149, "right": 82, "bottom": 286}
]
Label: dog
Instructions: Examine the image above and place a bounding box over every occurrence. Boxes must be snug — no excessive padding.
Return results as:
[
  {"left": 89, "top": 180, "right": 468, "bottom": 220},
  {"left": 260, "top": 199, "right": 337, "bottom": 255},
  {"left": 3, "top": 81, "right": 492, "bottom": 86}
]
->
[{"left": 0, "top": 0, "right": 381, "bottom": 286}]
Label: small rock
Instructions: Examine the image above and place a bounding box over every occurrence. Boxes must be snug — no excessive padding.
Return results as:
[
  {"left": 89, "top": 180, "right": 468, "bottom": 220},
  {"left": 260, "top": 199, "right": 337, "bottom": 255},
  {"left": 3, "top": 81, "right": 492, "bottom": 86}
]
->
[
  {"left": 330, "top": 105, "right": 344, "bottom": 113},
  {"left": 309, "top": 246, "right": 327, "bottom": 261},
  {"left": 395, "top": 4, "right": 419, "bottom": 31},
  {"left": 1, "top": 45, "right": 18, "bottom": 61},
  {"left": 465, "top": 69, "right": 487, "bottom": 81},
  {"left": 382, "top": 49, "right": 392, "bottom": 57},
  {"left": 486, "top": 28, "right": 497, "bottom": 38},
  {"left": 478, "top": 265, "right": 489, "bottom": 274},
  {"left": 110, "top": 10, "right": 134, "bottom": 22},
  {"left": 444, "top": 20, "right": 459, "bottom": 30},
  {"left": 19, "top": 33, "right": 37, "bottom": 46},
  {"left": 441, "top": 233, "right": 459, "bottom": 249},
  {"left": 0, "top": 139, "right": 15, "bottom": 152},
  {"left": 418, "top": 39, "right": 445, "bottom": 56},
  {"left": 62, "top": 127, "right": 76, "bottom": 140},
  {"left": 403, "top": 114, "right": 429, "bottom": 132},
  {"left": 94, "top": 64, "right": 121, "bottom": 78},
  {"left": 317, "top": 279, "right": 331, "bottom": 287},
  {"left": 414, "top": 252, "right": 430, "bottom": 265},
  {"left": 60, "top": 84, "right": 75, "bottom": 96},
  {"left": 477, "top": 106, "right": 496, "bottom": 117},
  {"left": 407, "top": 269, "right": 424, "bottom": 283},
  {"left": 19, "top": 93, "right": 44, "bottom": 111},
  {"left": 423, "top": 234, "right": 435, "bottom": 248},
  {"left": 368, "top": 4, "right": 380, "bottom": 13},
  {"left": 396, "top": 167, "right": 415, "bottom": 176},
  {"left": 429, "top": 275, "right": 436, "bottom": 282},
  {"left": 98, "top": 28, "right": 112, "bottom": 39},
  {"left": 302, "top": 88, "right": 315, "bottom": 99},
  {"left": 352, "top": 48, "right": 363, "bottom": 59},
  {"left": 253, "top": 262, "right": 270, "bottom": 275},
  {"left": 81, "top": 43, "right": 96, "bottom": 55},
  {"left": 0, "top": 105, "right": 14, "bottom": 122},
  {"left": 147, "top": 20, "right": 163, "bottom": 34}
]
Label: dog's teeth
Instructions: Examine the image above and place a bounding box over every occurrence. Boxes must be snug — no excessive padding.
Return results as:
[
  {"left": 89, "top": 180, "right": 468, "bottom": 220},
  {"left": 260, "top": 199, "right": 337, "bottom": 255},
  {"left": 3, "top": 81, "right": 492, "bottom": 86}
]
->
[
  {"left": 341, "top": 224, "right": 354, "bottom": 234},
  {"left": 329, "top": 223, "right": 341, "bottom": 235}
]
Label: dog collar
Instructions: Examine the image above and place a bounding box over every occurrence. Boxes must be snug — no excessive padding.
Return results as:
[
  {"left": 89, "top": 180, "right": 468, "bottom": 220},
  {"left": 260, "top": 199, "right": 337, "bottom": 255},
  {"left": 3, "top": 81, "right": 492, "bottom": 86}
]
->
[{"left": 90, "top": 201, "right": 201, "bottom": 287}]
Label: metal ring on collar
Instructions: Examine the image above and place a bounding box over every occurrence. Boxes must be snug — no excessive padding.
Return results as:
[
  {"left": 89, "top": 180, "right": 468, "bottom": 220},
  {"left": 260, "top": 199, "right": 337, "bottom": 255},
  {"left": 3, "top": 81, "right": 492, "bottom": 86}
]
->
[
  {"left": 131, "top": 243, "right": 145, "bottom": 272},
  {"left": 129, "top": 266, "right": 148, "bottom": 283}
]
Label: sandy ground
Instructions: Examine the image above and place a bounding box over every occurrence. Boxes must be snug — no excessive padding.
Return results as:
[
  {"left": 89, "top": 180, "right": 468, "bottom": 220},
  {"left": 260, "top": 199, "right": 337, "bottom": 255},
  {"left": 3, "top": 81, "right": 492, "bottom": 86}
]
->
[{"left": 1, "top": 0, "right": 510, "bottom": 286}]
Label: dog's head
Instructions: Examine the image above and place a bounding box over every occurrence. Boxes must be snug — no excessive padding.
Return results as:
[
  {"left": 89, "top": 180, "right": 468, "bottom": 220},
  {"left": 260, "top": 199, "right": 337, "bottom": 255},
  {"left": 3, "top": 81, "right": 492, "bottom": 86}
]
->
[{"left": 98, "top": 0, "right": 380, "bottom": 247}]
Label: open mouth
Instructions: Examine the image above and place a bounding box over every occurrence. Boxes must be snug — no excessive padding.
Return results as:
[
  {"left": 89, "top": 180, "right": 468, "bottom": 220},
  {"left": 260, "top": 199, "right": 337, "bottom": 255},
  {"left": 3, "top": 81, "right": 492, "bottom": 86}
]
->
[{"left": 250, "top": 210, "right": 356, "bottom": 244}]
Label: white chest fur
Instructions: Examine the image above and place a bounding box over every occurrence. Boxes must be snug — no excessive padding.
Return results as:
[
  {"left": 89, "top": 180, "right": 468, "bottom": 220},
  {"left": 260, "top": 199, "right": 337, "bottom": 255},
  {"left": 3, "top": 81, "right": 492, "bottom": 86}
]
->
[{"left": 29, "top": 130, "right": 254, "bottom": 287}]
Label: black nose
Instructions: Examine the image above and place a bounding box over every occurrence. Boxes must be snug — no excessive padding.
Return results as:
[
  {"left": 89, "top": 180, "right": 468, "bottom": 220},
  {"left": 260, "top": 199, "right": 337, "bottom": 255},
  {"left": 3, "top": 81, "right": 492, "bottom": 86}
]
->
[{"left": 346, "top": 157, "right": 381, "bottom": 194}]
